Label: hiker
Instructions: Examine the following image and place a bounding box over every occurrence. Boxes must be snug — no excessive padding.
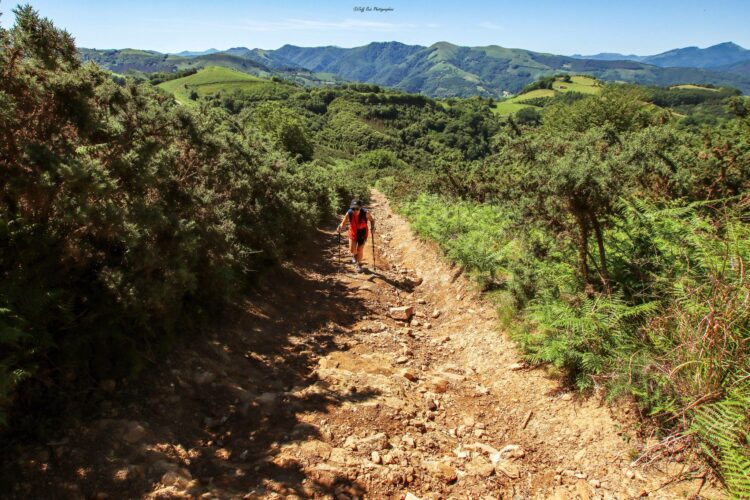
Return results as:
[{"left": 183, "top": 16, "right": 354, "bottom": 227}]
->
[{"left": 337, "top": 199, "right": 375, "bottom": 272}]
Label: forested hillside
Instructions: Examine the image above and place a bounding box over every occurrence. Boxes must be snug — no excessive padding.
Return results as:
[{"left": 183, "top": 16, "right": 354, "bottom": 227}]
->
[
  {"left": 81, "top": 41, "right": 750, "bottom": 97},
  {"left": 2, "top": 5, "right": 750, "bottom": 497}
]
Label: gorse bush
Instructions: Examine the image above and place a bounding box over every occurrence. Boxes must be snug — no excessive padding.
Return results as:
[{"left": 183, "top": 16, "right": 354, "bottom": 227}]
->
[{"left": 0, "top": 6, "right": 353, "bottom": 431}]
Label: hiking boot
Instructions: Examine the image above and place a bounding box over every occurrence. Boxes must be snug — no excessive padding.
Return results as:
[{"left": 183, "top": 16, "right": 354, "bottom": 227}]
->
[
  {"left": 351, "top": 256, "right": 357, "bottom": 265},
  {"left": 356, "top": 263, "right": 364, "bottom": 273}
]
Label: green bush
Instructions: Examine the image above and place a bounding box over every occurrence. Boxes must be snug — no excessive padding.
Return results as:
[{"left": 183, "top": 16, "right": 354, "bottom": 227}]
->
[{"left": 0, "top": 6, "right": 354, "bottom": 431}]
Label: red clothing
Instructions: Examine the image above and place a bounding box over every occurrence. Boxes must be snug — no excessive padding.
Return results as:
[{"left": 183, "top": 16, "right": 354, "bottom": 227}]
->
[{"left": 348, "top": 209, "right": 368, "bottom": 241}]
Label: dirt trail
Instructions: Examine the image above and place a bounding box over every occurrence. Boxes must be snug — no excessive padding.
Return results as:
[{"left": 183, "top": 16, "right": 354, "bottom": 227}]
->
[{"left": 6, "top": 190, "right": 721, "bottom": 499}]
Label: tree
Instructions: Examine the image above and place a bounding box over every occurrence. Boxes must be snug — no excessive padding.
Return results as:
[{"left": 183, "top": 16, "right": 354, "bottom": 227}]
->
[
  {"left": 515, "top": 107, "right": 541, "bottom": 126},
  {"left": 243, "top": 102, "right": 315, "bottom": 161}
]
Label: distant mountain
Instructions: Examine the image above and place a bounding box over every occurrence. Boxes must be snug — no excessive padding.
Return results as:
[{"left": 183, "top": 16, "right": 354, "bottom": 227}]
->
[
  {"left": 572, "top": 52, "right": 646, "bottom": 62},
  {"left": 268, "top": 41, "right": 750, "bottom": 96},
  {"left": 172, "top": 48, "right": 219, "bottom": 57},
  {"left": 573, "top": 42, "right": 750, "bottom": 71},
  {"left": 645, "top": 42, "right": 749, "bottom": 69},
  {"left": 714, "top": 60, "right": 750, "bottom": 76},
  {"left": 79, "top": 41, "right": 750, "bottom": 96}
]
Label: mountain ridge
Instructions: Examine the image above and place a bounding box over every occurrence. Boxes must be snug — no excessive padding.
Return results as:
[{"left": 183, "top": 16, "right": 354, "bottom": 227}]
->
[
  {"left": 79, "top": 41, "right": 750, "bottom": 96},
  {"left": 572, "top": 41, "right": 750, "bottom": 69}
]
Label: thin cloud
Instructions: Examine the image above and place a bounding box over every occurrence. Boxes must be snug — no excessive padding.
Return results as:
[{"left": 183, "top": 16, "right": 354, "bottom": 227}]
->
[
  {"left": 239, "top": 18, "right": 419, "bottom": 32},
  {"left": 478, "top": 21, "right": 504, "bottom": 31}
]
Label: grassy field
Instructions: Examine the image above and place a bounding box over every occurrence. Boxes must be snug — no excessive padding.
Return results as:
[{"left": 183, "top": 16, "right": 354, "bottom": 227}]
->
[
  {"left": 158, "top": 66, "right": 296, "bottom": 104},
  {"left": 552, "top": 75, "right": 601, "bottom": 94},
  {"left": 514, "top": 89, "right": 556, "bottom": 101},
  {"left": 492, "top": 75, "right": 601, "bottom": 116},
  {"left": 670, "top": 84, "right": 719, "bottom": 91},
  {"left": 492, "top": 101, "right": 541, "bottom": 115}
]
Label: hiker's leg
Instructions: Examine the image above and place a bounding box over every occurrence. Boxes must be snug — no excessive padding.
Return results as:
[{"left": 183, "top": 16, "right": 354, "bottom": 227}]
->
[
  {"left": 349, "top": 238, "right": 358, "bottom": 256},
  {"left": 356, "top": 239, "right": 366, "bottom": 263}
]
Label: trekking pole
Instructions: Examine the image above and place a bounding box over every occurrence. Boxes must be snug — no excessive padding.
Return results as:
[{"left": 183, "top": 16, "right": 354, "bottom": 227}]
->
[
  {"left": 337, "top": 231, "right": 342, "bottom": 265},
  {"left": 371, "top": 226, "right": 376, "bottom": 270}
]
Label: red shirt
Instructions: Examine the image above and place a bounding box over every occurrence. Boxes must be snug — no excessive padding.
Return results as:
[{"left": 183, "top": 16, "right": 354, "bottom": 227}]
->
[{"left": 348, "top": 209, "right": 368, "bottom": 240}]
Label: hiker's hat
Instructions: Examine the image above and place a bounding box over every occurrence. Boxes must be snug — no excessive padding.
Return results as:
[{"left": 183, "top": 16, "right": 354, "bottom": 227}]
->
[{"left": 350, "top": 199, "right": 363, "bottom": 209}]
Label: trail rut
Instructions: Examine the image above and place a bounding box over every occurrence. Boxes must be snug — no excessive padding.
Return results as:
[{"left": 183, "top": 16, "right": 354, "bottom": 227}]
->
[{"left": 6, "top": 191, "right": 721, "bottom": 499}]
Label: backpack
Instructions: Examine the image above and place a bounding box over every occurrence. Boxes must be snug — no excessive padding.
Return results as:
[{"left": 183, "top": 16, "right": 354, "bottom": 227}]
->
[{"left": 347, "top": 207, "right": 368, "bottom": 229}]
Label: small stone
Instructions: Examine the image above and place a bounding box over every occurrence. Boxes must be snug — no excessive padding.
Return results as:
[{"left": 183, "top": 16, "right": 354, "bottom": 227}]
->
[
  {"left": 499, "top": 444, "right": 525, "bottom": 459},
  {"left": 561, "top": 393, "right": 573, "bottom": 401},
  {"left": 405, "top": 493, "right": 422, "bottom": 500},
  {"left": 371, "top": 451, "right": 382, "bottom": 464},
  {"left": 425, "top": 399, "right": 437, "bottom": 411},
  {"left": 389, "top": 306, "right": 414, "bottom": 321},
  {"left": 343, "top": 436, "right": 358, "bottom": 450},
  {"left": 427, "top": 377, "right": 449, "bottom": 393},
  {"left": 410, "top": 319, "right": 420, "bottom": 327},
  {"left": 495, "top": 459, "right": 520, "bottom": 479},
  {"left": 161, "top": 468, "right": 192, "bottom": 489},
  {"left": 194, "top": 371, "right": 216, "bottom": 385},
  {"left": 358, "top": 432, "right": 389, "bottom": 453},
  {"left": 508, "top": 363, "right": 526, "bottom": 371},
  {"left": 123, "top": 422, "right": 147, "bottom": 444},
  {"left": 400, "top": 368, "right": 418, "bottom": 382},
  {"left": 434, "top": 462, "right": 457, "bottom": 483},
  {"left": 417, "top": 299, "right": 427, "bottom": 304},
  {"left": 625, "top": 470, "right": 636, "bottom": 479},
  {"left": 402, "top": 436, "right": 416, "bottom": 448},
  {"left": 467, "top": 457, "right": 495, "bottom": 477},
  {"left": 589, "top": 479, "right": 601, "bottom": 488},
  {"left": 412, "top": 277, "right": 424, "bottom": 286},
  {"left": 431, "top": 309, "right": 441, "bottom": 319},
  {"left": 396, "top": 356, "right": 409, "bottom": 364}
]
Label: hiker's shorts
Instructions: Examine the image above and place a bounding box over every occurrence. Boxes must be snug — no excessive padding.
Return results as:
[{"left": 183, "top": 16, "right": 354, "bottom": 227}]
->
[{"left": 355, "top": 228, "right": 367, "bottom": 246}]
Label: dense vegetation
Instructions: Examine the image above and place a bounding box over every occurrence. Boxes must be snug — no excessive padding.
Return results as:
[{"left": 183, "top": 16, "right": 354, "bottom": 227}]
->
[
  {"left": 2, "top": 5, "right": 750, "bottom": 496},
  {"left": 393, "top": 87, "right": 750, "bottom": 497},
  {"left": 0, "top": 6, "right": 358, "bottom": 435}
]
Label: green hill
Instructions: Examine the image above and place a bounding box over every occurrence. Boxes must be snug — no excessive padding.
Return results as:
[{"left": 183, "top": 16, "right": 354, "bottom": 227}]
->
[
  {"left": 80, "top": 49, "right": 340, "bottom": 89},
  {"left": 271, "top": 42, "right": 750, "bottom": 96},
  {"left": 81, "top": 42, "right": 750, "bottom": 97},
  {"left": 157, "top": 66, "right": 298, "bottom": 104},
  {"left": 493, "top": 75, "right": 601, "bottom": 115}
]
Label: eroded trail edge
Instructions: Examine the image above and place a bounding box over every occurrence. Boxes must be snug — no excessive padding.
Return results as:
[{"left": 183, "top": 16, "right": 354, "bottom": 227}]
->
[{"left": 9, "top": 191, "right": 718, "bottom": 499}]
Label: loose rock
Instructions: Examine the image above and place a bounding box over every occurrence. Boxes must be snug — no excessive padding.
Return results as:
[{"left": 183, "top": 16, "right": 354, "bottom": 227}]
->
[
  {"left": 495, "top": 459, "right": 520, "bottom": 479},
  {"left": 389, "top": 306, "right": 414, "bottom": 321},
  {"left": 123, "top": 422, "right": 147, "bottom": 444},
  {"left": 193, "top": 371, "right": 215, "bottom": 385},
  {"left": 427, "top": 377, "right": 449, "bottom": 393}
]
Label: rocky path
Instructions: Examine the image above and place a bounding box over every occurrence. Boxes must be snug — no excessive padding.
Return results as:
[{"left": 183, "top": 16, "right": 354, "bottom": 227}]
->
[{"left": 7, "top": 191, "right": 720, "bottom": 499}]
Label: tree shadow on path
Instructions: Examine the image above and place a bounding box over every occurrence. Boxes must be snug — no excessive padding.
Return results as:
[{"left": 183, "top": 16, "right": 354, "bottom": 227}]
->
[{"left": 4, "top": 225, "right": 385, "bottom": 498}]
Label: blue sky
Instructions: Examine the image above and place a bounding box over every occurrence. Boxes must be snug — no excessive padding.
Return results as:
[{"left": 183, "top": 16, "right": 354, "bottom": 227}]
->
[{"left": 7, "top": 0, "right": 750, "bottom": 55}]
